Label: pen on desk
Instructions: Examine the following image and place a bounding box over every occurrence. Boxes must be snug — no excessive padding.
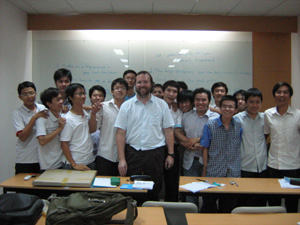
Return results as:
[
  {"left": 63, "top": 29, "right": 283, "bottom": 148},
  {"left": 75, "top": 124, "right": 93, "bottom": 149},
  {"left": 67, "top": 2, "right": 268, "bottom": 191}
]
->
[
  {"left": 234, "top": 182, "right": 238, "bottom": 187},
  {"left": 196, "top": 179, "right": 208, "bottom": 182}
]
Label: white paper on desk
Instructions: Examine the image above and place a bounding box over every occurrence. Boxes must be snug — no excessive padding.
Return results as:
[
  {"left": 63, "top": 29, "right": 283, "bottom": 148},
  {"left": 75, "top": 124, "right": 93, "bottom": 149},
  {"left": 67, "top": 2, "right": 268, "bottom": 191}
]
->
[
  {"left": 132, "top": 181, "right": 154, "bottom": 190},
  {"left": 180, "top": 182, "right": 217, "bottom": 193},
  {"left": 278, "top": 179, "right": 300, "bottom": 189},
  {"left": 93, "top": 178, "right": 117, "bottom": 188}
]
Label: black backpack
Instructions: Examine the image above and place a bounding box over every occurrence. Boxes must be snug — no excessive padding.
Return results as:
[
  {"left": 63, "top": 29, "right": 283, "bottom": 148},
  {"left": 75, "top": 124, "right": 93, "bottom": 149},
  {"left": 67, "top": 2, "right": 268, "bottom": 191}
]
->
[
  {"left": 46, "top": 192, "right": 138, "bottom": 225},
  {"left": 0, "top": 193, "right": 44, "bottom": 225}
]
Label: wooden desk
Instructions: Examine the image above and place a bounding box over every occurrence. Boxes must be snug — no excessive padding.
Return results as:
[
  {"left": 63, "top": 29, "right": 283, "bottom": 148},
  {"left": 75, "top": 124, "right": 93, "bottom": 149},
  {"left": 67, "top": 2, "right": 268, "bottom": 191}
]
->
[
  {"left": 186, "top": 213, "right": 300, "bottom": 225},
  {"left": 0, "top": 173, "right": 146, "bottom": 198},
  {"left": 180, "top": 176, "right": 300, "bottom": 196},
  {"left": 36, "top": 207, "right": 167, "bottom": 225}
]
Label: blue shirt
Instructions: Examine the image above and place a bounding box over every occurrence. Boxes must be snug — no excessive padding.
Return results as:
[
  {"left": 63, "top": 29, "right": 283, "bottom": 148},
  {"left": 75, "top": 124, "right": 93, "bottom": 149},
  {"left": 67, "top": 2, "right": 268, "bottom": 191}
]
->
[
  {"left": 115, "top": 94, "right": 174, "bottom": 150},
  {"left": 201, "top": 116, "right": 243, "bottom": 177}
]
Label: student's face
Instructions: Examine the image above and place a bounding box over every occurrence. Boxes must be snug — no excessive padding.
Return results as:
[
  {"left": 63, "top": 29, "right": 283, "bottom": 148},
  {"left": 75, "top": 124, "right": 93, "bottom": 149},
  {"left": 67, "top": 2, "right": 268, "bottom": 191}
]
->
[
  {"left": 179, "top": 100, "right": 193, "bottom": 113},
  {"left": 55, "top": 77, "right": 71, "bottom": 93},
  {"left": 220, "top": 100, "right": 236, "bottom": 119},
  {"left": 124, "top": 73, "right": 136, "bottom": 89},
  {"left": 111, "top": 83, "right": 127, "bottom": 100},
  {"left": 194, "top": 93, "right": 209, "bottom": 115},
  {"left": 163, "top": 86, "right": 178, "bottom": 105},
  {"left": 18, "top": 87, "right": 36, "bottom": 107},
  {"left": 70, "top": 87, "right": 86, "bottom": 106},
  {"left": 152, "top": 87, "right": 164, "bottom": 99},
  {"left": 47, "top": 93, "right": 64, "bottom": 112},
  {"left": 213, "top": 87, "right": 226, "bottom": 103},
  {"left": 246, "top": 96, "right": 262, "bottom": 116},
  {"left": 274, "top": 85, "right": 291, "bottom": 108},
  {"left": 135, "top": 74, "right": 152, "bottom": 97},
  {"left": 236, "top": 93, "right": 246, "bottom": 112},
  {"left": 90, "top": 90, "right": 105, "bottom": 105}
]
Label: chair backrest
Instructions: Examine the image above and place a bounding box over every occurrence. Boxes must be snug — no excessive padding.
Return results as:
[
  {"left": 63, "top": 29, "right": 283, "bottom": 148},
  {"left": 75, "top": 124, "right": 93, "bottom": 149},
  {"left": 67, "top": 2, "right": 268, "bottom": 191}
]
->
[
  {"left": 142, "top": 201, "right": 198, "bottom": 225},
  {"left": 231, "top": 206, "right": 287, "bottom": 214}
]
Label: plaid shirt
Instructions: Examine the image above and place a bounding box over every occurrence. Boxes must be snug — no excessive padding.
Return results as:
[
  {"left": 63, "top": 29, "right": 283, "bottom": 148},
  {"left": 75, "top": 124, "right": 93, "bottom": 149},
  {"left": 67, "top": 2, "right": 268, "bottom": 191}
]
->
[{"left": 201, "top": 116, "right": 243, "bottom": 177}]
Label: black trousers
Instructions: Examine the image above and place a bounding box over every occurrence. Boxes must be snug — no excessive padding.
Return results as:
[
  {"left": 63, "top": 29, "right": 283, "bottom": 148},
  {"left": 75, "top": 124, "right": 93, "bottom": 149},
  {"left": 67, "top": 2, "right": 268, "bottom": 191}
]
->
[
  {"left": 163, "top": 144, "right": 180, "bottom": 202},
  {"left": 201, "top": 194, "right": 238, "bottom": 213},
  {"left": 15, "top": 163, "right": 40, "bottom": 175},
  {"left": 238, "top": 170, "right": 268, "bottom": 207},
  {"left": 125, "top": 144, "right": 165, "bottom": 202},
  {"left": 267, "top": 167, "right": 300, "bottom": 213},
  {"left": 95, "top": 156, "right": 119, "bottom": 176}
]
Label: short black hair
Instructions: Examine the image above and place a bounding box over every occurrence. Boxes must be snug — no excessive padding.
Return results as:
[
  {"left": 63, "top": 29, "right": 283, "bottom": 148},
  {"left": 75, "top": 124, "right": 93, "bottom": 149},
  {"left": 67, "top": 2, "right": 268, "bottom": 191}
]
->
[
  {"left": 17, "top": 81, "right": 36, "bottom": 95},
  {"left": 245, "top": 88, "right": 263, "bottom": 102},
  {"left": 65, "top": 83, "right": 85, "bottom": 106},
  {"left": 153, "top": 83, "right": 163, "bottom": 90},
  {"left": 123, "top": 70, "right": 137, "bottom": 78},
  {"left": 178, "top": 89, "right": 193, "bottom": 103},
  {"left": 53, "top": 68, "right": 72, "bottom": 82},
  {"left": 40, "top": 87, "right": 60, "bottom": 108},
  {"left": 137, "top": 71, "right": 154, "bottom": 85},
  {"left": 220, "top": 95, "right": 238, "bottom": 109},
  {"left": 177, "top": 81, "right": 188, "bottom": 90},
  {"left": 233, "top": 89, "right": 246, "bottom": 98},
  {"left": 272, "top": 81, "right": 293, "bottom": 97},
  {"left": 89, "top": 85, "right": 106, "bottom": 99},
  {"left": 111, "top": 78, "right": 129, "bottom": 91},
  {"left": 211, "top": 82, "right": 228, "bottom": 94},
  {"left": 193, "top": 88, "right": 211, "bottom": 103},
  {"left": 162, "top": 80, "right": 179, "bottom": 93}
]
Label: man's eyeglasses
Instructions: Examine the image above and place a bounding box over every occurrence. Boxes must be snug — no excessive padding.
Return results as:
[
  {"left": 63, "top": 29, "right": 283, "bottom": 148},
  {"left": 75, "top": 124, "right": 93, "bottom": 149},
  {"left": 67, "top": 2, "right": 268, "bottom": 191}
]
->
[
  {"left": 74, "top": 92, "right": 86, "bottom": 96},
  {"left": 20, "top": 92, "right": 35, "bottom": 97},
  {"left": 114, "top": 87, "right": 127, "bottom": 91}
]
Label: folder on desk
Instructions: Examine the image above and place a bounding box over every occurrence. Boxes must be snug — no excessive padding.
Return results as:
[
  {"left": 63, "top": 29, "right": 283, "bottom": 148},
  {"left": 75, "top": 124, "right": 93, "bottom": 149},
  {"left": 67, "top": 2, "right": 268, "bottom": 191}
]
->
[{"left": 32, "top": 169, "right": 97, "bottom": 187}]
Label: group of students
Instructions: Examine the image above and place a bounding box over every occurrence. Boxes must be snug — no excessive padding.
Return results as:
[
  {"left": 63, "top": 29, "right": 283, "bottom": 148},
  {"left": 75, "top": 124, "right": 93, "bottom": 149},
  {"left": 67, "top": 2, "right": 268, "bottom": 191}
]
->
[{"left": 13, "top": 68, "right": 300, "bottom": 213}]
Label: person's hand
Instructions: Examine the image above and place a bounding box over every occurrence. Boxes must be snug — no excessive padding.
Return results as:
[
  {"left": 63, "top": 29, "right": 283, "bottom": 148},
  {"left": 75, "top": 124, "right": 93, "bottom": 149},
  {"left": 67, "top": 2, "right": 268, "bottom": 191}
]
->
[
  {"left": 58, "top": 117, "right": 66, "bottom": 129},
  {"left": 165, "top": 156, "right": 174, "bottom": 170},
  {"left": 72, "top": 164, "right": 90, "bottom": 171},
  {"left": 118, "top": 159, "right": 128, "bottom": 176},
  {"left": 189, "top": 143, "right": 203, "bottom": 151},
  {"left": 91, "top": 102, "right": 102, "bottom": 114},
  {"left": 34, "top": 109, "right": 49, "bottom": 119}
]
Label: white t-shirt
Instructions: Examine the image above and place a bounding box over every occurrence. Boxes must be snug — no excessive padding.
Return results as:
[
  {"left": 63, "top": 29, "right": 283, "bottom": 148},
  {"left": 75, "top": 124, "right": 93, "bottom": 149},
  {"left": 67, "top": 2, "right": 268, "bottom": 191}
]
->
[
  {"left": 36, "top": 111, "right": 63, "bottom": 170},
  {"left": 60, "top": 110, "right": 94, "bottom": 165},
  {"left": 96, "top": 99, "right": 120, "bottom": 162},
  {"left": 13, "top": 103, "right": 46, "bottom": 163}
]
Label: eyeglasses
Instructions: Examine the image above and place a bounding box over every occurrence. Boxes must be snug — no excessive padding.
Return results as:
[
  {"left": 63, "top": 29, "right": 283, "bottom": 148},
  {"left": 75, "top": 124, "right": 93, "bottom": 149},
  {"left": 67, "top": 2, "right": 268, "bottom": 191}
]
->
[
  {"left": 221, "top": 105, "right": 235, "bottom": 110},
  {"left": 74, "top": 92, "right": 86, "bottom": 96},
  {"left": 20, "top": 91, "right": 35, "bottom": 97},
  {"left": 114, "top": 87, "right": 127, "bottom": 91}
]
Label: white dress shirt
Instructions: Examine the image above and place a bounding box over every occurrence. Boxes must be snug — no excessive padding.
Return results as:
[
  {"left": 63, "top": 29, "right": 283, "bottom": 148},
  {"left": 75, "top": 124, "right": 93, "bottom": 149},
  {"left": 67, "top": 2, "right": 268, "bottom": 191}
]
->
[{"left": 264, "top": 106, "right": 300, "bottom": 170}]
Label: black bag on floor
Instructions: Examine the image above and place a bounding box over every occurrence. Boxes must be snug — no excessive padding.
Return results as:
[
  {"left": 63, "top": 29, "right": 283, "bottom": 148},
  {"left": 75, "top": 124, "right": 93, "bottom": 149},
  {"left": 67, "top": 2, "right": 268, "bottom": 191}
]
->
[
  {"left": 0, "top": 193, "right": 44, "bottom": 225},
  {"left": 46, "top": 192, "right": 138, "bottom": 225}
]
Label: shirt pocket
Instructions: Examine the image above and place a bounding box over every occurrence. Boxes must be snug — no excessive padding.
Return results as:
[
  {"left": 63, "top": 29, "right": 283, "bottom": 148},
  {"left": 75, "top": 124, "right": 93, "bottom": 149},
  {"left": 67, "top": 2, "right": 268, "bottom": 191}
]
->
[{"left": 149, "top": 111, "right": 161, "bottom": 126}]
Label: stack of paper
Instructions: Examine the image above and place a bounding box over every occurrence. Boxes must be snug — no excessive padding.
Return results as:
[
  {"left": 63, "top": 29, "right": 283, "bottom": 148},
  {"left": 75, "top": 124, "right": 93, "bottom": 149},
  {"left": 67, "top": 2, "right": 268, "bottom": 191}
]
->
[
  {"left": 180, "top": 182, "right": 217, "bottom": 193},
  {"left": 132, "top": 181, "right": 154, "bottom": 190},
  {"left": 93, "top": 178, "right": 117, "bottom": 188},
  {"left": 278, "top": 179, "right": 300, "bottom": 189}
]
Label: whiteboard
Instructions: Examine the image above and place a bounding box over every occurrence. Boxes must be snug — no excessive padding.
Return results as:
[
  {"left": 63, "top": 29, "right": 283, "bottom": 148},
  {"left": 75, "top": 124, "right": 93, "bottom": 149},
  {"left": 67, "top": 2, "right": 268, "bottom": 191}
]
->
[{"left": 33, "top": 31, "right": 252, "bottom": 101}]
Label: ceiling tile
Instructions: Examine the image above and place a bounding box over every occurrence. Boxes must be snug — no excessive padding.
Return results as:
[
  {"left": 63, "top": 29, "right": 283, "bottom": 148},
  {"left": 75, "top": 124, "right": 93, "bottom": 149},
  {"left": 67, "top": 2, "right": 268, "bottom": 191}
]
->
[
  {"left": 191, "top": 0, "right": 241, "bottom": 15},
  {"left": 152, "top": 0, "right": 196, "bottom": 14},
  {"left": 67, "top": 0, "right": 113, "bottom": 14},
  {"left": 111, "top": 0, "right": 152, "bottom": 14},
  {"left": 229, "top": 0, "right": 285, "bottom": 16},
  {"left": 24, "top": 0, "right": 75, "bottom": 14},
  {"left": 8, "top": 0, "right": 38, "bottom": 14},
  {"left": 266, "top": 0, "right": 300, "bottom": 16}
]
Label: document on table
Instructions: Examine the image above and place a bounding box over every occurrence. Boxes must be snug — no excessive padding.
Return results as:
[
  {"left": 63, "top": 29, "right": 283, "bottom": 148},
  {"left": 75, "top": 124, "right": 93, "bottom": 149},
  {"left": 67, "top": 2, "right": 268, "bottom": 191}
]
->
[
  {"left": 132, "top": 181, "right": 154, "bottom": 190},
  {"left": 93, "top": 178, "right": 117, "bottom": 188},
  {"left": 278, "top": 179, "right": 300, "bottom": 189},
  {"left": 180, "top": 182, "right": 217, "bottom": 193}
]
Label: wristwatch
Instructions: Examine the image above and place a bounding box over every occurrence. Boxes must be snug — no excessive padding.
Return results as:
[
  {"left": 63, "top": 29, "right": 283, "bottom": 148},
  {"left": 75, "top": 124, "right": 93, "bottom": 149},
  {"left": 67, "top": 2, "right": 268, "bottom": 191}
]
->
[{"left": 167, "top": 153, "right": 175, "bottom": 158}]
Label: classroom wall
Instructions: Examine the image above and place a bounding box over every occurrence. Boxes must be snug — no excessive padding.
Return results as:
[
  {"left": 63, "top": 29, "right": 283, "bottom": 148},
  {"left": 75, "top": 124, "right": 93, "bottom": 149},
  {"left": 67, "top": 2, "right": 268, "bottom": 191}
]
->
[
  {"left": 291, "top": 16, "right": 300, "bottom": 109},
  {"left": 0, "top": 1, "right": 33, "bottom": 190}
]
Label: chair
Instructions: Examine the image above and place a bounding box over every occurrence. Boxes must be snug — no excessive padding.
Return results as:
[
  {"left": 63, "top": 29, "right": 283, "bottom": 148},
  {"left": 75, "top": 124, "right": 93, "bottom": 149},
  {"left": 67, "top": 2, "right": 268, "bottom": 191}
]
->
[
  {"left": 142, "top": 201, "right": 198, "bottom": 225},
  {"left": 231, "top": 206, "right": 287, "bottom": 214}
]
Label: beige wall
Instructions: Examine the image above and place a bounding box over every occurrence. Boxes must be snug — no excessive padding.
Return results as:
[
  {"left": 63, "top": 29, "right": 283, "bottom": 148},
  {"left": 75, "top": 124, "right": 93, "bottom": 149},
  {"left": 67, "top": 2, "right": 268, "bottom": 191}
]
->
[{"left": 0, "top": 1, "right": 32, "bottom": 191}]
